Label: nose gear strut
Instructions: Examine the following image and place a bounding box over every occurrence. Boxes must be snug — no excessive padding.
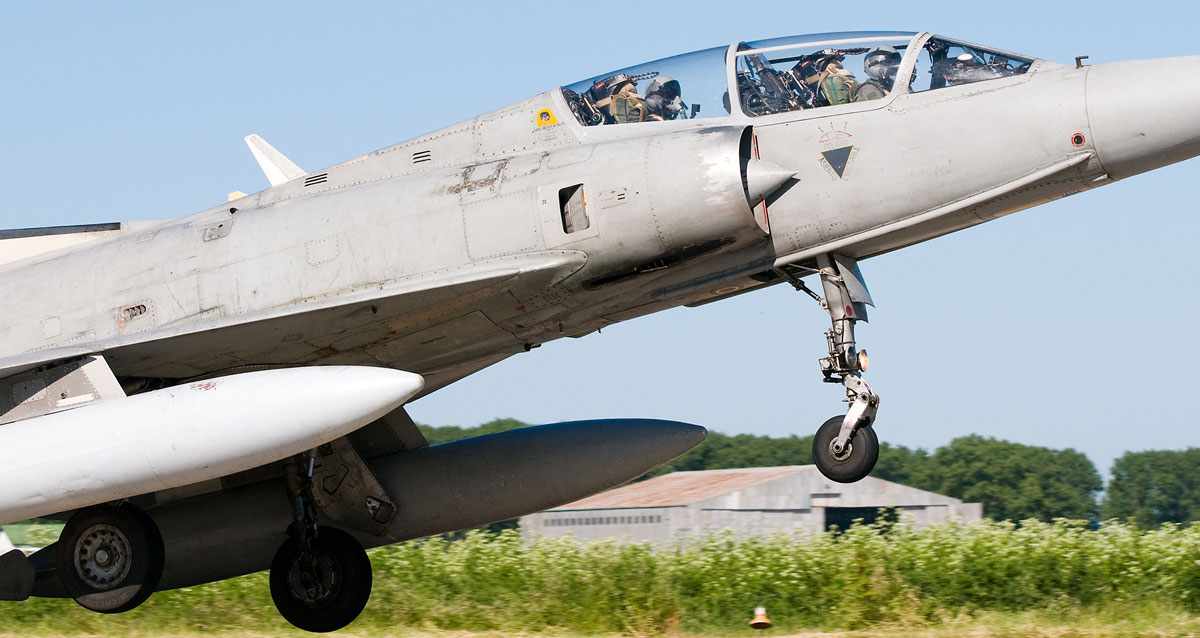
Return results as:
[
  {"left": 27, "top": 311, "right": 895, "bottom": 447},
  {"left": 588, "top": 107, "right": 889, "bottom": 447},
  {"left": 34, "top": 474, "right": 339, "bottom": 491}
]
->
[{"left": 780, "top": 254, "right": 881, "bottom": 483}]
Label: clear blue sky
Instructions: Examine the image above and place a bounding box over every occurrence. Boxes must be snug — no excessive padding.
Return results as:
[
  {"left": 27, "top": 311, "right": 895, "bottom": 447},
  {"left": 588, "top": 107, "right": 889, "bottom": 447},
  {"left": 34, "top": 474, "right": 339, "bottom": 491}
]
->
[{"left": 3, "top": 3, "right": 1198, "bottom": 477}]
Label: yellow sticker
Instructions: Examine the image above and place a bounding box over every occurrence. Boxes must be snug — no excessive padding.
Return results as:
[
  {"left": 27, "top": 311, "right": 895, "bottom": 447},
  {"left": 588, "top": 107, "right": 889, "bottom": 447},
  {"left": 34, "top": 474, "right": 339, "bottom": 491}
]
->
[{"left": 535, "top": 108, "right": 559, "bottom": 128}]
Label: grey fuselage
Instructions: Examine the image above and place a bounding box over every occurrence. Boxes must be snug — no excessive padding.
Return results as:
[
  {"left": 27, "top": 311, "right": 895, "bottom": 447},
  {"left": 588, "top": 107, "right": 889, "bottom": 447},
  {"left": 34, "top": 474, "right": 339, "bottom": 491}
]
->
[{"left": 2, "top": 32, "right": 1197, "bottom": 401}]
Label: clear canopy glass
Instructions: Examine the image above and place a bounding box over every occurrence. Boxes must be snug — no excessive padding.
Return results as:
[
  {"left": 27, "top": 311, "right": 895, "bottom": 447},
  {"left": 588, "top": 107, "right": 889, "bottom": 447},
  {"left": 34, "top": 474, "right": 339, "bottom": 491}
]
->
[
  {"left": 735, "top": 33, "right": 918, "bottom": 117},
  {"left": 562, "top": 46, "right": 730, "bottom": 127},
  {"left": 560, "top": 32, "right": 1038, "bottom": 126},
  {"left": 909, "top": 37, "right": 1035, "bottom": 93}
]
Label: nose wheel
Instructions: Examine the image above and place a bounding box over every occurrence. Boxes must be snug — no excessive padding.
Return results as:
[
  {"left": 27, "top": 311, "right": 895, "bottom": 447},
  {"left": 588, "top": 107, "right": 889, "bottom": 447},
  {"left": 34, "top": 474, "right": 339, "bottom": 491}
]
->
[
  {"left": 55, "top": 504, "right": 164, "bottom": 614},
  {"left": 780, "top": 254, "right": 882, "bottom": 484},
  {"left": 813, "top": 415, "right": 879, "bottom": 483}
]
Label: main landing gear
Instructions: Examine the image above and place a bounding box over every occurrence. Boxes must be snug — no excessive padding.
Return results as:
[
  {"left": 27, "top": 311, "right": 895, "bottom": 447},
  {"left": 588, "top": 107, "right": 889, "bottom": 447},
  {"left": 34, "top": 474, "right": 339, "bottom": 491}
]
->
[
  {"left": 782, "top": 254, "right": 881, "bottom": 484},
  {"left": 55, "top": 504, "right": 164, "bottom": 613},
  {"left": 270, "top": 451, "right": 373, "bottom": 633}
]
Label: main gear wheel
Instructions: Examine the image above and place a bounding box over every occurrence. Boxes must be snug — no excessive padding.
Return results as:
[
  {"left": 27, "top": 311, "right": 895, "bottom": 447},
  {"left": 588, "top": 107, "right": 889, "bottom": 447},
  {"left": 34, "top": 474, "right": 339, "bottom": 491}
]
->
[{"left": 55, "top": 505, "right": 164, "bottom": 614}]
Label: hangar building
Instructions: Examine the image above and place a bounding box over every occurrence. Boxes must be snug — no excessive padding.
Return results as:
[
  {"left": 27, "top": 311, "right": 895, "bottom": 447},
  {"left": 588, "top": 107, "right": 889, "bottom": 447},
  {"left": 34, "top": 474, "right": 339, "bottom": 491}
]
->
[{"left": 520, "top": 466, "right": 982, "bottom": 545}]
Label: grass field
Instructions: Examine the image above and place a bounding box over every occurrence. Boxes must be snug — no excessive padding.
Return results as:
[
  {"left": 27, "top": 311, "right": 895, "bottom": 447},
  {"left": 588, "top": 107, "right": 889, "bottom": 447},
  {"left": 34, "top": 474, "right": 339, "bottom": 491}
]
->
[
  {"left": 3, "top": 520, "right": 1200, "bottom": 636},
  {"left": 2, "top": 521, "right": 62, "bottom": 547}
]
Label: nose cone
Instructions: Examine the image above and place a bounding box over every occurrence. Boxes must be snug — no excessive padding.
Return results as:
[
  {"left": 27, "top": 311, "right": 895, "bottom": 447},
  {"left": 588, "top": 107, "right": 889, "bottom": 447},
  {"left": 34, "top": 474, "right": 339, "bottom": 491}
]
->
[
  {"left": 1088, "top": 57, "right": 1200, "bottom": 179},
  {"left": 610, "top": 418, "right": 709, "bottom": 462},
  {"left": 323, "top": 366, "right": 426, "bottom": 418},
  {"left": 744, "top": 159, "right": 798, "bottom": 206},
  {"left": 531, "top": 418, "right": 708, "bottom": 484}
]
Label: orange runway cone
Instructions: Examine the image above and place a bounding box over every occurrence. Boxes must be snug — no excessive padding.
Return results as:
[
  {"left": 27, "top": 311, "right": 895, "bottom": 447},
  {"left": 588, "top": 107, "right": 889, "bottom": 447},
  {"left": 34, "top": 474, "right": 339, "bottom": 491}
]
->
[{"left": 750, "top": 606, "right": 772, "bottom": 630}]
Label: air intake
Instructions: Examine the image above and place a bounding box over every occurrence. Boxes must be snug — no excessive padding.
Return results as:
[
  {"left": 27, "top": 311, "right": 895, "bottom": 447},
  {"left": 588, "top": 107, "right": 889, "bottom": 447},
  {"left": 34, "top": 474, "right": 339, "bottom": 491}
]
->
[
  {"left": 304, "top": 173, "right": 329, "bottom": 187},
  {"left": 411, "top": 150, "right": 432, "bottom": 164}
]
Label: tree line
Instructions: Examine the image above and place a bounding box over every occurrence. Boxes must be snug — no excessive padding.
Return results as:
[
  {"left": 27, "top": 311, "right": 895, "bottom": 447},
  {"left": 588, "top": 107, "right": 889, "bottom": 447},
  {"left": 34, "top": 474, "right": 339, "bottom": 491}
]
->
[{"left": 419, "top": 419, "right": 1196, "bottom": 526}]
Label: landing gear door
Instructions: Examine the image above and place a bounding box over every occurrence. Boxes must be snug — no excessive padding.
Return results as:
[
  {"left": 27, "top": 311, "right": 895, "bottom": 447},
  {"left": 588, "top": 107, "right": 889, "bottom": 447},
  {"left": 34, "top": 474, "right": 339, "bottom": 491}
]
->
[{"left": 833, "top": 254, "right": 874, "bottom": 307}]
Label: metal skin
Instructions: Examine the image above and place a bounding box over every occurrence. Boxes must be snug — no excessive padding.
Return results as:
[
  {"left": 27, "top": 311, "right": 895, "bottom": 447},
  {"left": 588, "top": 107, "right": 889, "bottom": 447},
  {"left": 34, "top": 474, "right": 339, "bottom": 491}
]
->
[{"left": 1, "top": 31, "right": 1199, "bottom": 606}]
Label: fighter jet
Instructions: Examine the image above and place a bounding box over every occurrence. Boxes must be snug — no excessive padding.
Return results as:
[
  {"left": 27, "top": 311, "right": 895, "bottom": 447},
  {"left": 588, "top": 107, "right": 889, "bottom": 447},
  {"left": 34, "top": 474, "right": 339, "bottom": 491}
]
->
[{"left": 1, "top": 30, "right": 1196, "bottom": 631}]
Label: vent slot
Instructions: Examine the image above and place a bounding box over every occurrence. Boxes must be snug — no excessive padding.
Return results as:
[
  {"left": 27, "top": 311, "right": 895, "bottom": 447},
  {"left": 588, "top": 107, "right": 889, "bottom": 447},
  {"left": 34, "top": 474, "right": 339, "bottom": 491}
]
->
[
  {"left": 304, "top": 173, "right": 329, "bottom": 187},
  {"left": 121, "top": 304, "right": 148, "bottom": 321},
  {"left": 411, "top": 150, "right": 433, "bottom": 164}
]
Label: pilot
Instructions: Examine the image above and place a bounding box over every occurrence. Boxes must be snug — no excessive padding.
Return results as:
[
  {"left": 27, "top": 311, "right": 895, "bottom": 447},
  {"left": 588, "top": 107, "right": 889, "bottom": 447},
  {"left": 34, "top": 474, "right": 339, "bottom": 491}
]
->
[
  {"left": 644, "top": 76, "right": 686, "bottom": 120},
  {"left": 609, "top": 75, "right": 660, "bottom": 124},
  {"left": 856, "top": 47, "right": 903, "bottom": 102},
  {"left": 819, "top": 58, "right": 859, "bottom": 106},
  {"left": 799, "top": 53, "right": 858, "bottom": 107}
]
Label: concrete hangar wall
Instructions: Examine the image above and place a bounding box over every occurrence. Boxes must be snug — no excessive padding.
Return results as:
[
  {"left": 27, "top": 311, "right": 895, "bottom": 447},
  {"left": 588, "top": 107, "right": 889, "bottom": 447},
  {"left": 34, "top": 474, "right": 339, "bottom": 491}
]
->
[{"left": 520, "top": 466, "right": 982, "bottom": 546}]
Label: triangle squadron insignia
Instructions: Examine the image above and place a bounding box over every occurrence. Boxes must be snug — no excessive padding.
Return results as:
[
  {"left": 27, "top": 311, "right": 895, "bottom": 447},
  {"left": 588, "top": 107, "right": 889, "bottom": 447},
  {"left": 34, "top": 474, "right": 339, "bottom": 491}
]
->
[{"left": 822, "top": 146, "right": 854, "bottom": 178}]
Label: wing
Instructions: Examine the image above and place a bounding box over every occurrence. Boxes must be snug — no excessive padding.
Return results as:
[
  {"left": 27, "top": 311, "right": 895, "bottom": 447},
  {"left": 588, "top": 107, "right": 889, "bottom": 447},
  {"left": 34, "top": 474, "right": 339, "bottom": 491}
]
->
[
  {"left": 0, "top": 221, "right": 171, "bottom": 271},
  {"left": 2, "top": 252, "right": 583, "bottom": 396},
  {"left": 0, "top": 345, "right": 100, "bottom": 381}
]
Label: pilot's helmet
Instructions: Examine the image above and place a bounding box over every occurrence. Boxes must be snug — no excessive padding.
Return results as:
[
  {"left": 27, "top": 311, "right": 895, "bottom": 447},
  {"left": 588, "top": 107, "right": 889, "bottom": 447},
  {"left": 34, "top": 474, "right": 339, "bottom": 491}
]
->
[
  {"left": 645, "top": 76, "right": 681, "bottom": 99},
  {"left": 644, "top": 76, "right": 685, "bottom": 118},
  {"left": 864, "top": 47, "right": 902, "bottom": 82},
  {"left": 607, "top": 73, "right": 637, "bottom": 96}
]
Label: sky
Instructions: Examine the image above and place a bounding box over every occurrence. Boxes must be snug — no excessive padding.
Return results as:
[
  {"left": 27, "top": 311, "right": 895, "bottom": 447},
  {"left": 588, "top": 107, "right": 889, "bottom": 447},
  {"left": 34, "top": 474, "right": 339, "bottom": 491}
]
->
[{"left": 2, "top": 2, "right": 1198, "bottom": 478}]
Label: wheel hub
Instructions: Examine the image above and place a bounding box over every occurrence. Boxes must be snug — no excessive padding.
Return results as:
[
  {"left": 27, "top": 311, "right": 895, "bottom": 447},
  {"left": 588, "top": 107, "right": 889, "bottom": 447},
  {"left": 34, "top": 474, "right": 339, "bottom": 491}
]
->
[
  {"left": 288, "top": 553, "right": 342, "bottom": 606},
  {"left": 828, "top": 438, "right": 853, "bottom": 462},
  {"left": 74, "top": 524, "right": 132, "bottom": 590}
]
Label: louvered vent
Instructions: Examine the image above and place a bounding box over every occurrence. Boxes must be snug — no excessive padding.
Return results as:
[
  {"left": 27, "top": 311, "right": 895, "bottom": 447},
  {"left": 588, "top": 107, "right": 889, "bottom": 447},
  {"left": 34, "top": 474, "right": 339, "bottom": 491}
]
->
[
  {"left": 411, "top": 150, "right": 432, "bottom": 164},
  {"left": 304, "top": 173, "right": 329, "bottom": 187}
]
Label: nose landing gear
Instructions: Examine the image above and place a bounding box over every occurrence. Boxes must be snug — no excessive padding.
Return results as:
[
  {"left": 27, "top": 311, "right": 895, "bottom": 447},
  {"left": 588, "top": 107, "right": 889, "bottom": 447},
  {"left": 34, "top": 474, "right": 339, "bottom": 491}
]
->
[{"left": 782, "top": 254, "right": 881, "bottom": 483}]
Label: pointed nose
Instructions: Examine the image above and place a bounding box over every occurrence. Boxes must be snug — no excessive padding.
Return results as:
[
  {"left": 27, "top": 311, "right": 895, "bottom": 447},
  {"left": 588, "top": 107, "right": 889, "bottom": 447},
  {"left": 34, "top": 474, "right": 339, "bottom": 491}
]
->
[
  {"left": 1087, "top": 57, "right": 1200, "bottom": 179},
  {"left": 744, "top": 159, "right": 797, "bottom": 206}
]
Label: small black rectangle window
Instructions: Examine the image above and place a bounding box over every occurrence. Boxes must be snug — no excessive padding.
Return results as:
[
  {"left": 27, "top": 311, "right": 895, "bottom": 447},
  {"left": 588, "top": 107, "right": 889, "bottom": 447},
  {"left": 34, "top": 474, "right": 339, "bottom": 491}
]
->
[{"left": 559, "top": 184, "right": 590, "bottom": 233}]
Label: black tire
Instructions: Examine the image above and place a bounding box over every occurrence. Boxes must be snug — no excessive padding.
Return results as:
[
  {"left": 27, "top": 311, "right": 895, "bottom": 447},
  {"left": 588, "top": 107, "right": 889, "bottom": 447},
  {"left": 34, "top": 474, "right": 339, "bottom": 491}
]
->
[
  {"left": 812, "top": 415, "right": 879, "bottom": 483},
  {"left": 56, "top": 505, "right": 164, "bottom": 614},
  {"left": 270, "top": 526, "right": 372, "bottom": 633}
]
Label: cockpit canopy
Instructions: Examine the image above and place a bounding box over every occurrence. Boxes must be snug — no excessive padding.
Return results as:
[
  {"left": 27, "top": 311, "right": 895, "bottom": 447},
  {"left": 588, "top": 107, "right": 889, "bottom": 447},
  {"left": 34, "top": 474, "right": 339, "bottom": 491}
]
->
[
  {"left": 562, "top": 45, "right": 730, "bottom": 126},
  {"left": 736, "top": 32, "right": 917, "bottom": 116},
  {"left": 561, "top": 32, "right": 1036, "bottom": 126}
]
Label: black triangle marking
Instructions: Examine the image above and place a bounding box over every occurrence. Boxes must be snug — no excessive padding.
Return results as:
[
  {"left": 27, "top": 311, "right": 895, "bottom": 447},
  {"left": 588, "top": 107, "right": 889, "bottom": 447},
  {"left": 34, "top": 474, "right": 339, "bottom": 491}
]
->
[{"left": 822, "top": 146, "right": 854, "bottom": 178}]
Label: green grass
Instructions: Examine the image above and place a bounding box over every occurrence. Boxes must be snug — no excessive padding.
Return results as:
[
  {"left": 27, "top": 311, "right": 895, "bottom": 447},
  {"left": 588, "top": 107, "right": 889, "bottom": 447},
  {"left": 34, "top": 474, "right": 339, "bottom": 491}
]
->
[
  {"left": 3, "top": 520, "right": 1200, "bottom": 636},
  {"left": 2, "top": 521, "right": 63, "bottom": 548}
]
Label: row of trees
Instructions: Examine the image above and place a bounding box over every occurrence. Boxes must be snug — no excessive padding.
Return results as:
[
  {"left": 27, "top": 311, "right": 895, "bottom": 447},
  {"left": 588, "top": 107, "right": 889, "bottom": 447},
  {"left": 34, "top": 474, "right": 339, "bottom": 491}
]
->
[{"left": 418, "top": 419, "right": 1196, "bottom": 526}]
